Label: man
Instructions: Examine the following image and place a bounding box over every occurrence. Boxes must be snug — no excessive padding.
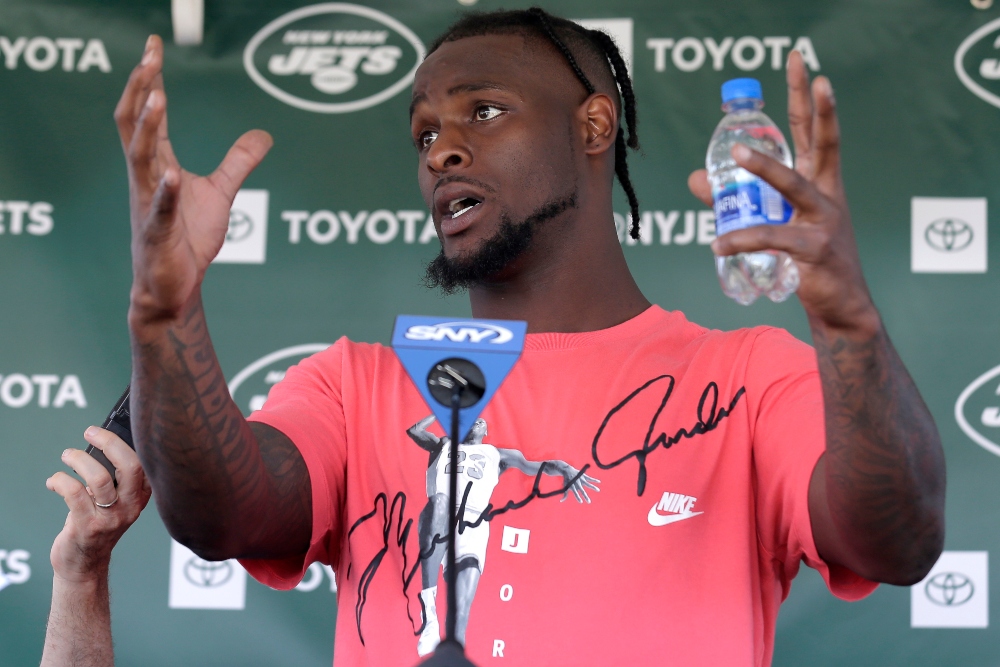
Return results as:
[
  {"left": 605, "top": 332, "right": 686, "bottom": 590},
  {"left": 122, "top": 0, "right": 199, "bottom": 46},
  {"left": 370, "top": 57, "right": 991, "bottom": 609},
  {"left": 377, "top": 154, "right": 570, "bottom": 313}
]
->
[
  {"left": 116, "top": 8, "right": 945, "bottom": 665},
  {"left": 406, "top": 415, "right": 599, "bottom": 655},
  {"left": 40, "top": 427, "right": 150, "bottom": 667}
]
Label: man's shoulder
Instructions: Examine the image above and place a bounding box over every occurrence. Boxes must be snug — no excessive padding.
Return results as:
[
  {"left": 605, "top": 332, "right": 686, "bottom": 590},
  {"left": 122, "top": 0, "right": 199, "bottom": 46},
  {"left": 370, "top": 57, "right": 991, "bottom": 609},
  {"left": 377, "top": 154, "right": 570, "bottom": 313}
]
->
[
  {"left": 651, "top": 307, "right": 810, "bottom": 356},
  {"left": 307, "top": 336, "right": 394, "bottom": 366}
]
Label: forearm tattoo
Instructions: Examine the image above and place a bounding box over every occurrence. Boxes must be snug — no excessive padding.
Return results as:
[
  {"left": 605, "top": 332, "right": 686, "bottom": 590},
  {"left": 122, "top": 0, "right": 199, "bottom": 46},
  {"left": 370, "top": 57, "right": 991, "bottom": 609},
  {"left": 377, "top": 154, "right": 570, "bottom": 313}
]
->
[
  {"left": 130, "top": 294, "right": 311, "bottom": 558},
  {"left": 812, "top": 323, "right": 945, "bottom": 574}
]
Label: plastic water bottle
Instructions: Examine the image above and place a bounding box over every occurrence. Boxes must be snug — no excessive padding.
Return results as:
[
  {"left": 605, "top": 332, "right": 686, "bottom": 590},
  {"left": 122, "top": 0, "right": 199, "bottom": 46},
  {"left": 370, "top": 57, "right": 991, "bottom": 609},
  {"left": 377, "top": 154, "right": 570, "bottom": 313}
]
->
[{"left": 707, "top": 78, "right": 799, "bottom": 305}]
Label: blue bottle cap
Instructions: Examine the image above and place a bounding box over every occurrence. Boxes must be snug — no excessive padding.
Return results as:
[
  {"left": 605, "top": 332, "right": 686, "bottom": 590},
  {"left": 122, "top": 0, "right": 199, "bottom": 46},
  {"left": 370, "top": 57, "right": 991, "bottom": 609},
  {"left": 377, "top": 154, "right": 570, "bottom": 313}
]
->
[{"left": 721, "top": 78, "right": 763, "bottom": 103}]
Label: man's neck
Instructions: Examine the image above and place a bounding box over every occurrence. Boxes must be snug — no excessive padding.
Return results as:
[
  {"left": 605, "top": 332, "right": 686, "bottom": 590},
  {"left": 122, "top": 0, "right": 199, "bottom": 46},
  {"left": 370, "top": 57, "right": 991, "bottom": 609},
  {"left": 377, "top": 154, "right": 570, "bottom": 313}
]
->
[{"left": 467, "top": 216, "right": 651, "bottom": 334}]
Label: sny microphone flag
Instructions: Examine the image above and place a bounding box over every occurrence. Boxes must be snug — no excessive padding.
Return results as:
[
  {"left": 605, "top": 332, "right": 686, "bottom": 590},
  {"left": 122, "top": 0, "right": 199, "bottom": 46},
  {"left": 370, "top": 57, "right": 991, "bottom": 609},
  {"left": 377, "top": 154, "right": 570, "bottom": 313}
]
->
[{"left": 392, "top": 316, "right": 526, "bottom": 442}]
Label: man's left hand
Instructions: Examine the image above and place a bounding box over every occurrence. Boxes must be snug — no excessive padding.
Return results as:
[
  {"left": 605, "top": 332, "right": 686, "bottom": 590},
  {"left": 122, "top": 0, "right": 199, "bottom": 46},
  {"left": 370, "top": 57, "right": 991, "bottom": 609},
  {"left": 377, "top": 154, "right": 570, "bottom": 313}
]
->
[{"left": 688, "top": 50, "right": 879, "bottom": 335}]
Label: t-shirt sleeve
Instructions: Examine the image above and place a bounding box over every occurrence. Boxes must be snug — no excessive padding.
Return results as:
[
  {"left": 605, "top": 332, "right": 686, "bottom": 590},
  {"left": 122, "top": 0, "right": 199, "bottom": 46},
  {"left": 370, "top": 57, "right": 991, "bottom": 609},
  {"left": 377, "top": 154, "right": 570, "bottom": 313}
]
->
[
  {"left": 745, "top": 328, "right": 877, "bottom": 602},
  {"left": 238, "top": 339, "right": 349, "bottom": 590}
]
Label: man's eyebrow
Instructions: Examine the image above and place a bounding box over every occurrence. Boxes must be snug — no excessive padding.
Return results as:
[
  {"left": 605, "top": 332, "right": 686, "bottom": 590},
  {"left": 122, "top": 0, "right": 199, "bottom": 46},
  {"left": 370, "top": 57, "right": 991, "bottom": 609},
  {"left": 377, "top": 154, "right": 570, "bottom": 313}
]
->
[
  {"left": 446, "top": 81, "right": 512, "bottom": 96},
  {"left": 409, "top": 92, "right": 426, "bottom": 120},
  {"left": 410, "top": 81, "right": 513, "bottom": 119}
]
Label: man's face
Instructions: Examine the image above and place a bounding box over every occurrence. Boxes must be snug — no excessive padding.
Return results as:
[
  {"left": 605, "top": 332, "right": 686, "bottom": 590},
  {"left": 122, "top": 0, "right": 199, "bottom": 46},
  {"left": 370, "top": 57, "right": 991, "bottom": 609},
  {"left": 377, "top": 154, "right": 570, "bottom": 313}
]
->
[
  {"left": 468, "top": 419, "right": 487, "bottom": 443},
  {"left": 410, "top": 35, "right": 582, "bottom": 286}
]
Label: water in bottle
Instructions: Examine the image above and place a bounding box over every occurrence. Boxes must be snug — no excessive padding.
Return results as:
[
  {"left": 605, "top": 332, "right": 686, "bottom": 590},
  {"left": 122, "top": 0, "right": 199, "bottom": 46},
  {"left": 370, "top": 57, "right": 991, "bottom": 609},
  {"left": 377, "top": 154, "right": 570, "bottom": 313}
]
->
[{"left": 707, "top": 78, "right": 799, "bottom": 305}]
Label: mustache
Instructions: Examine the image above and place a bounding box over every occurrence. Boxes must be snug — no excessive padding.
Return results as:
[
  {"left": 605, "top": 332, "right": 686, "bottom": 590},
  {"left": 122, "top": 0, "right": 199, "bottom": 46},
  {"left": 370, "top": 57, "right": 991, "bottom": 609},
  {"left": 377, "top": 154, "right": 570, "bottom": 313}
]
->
[{"left": 432, "top": 175, "right": 497, "bottom": 196}]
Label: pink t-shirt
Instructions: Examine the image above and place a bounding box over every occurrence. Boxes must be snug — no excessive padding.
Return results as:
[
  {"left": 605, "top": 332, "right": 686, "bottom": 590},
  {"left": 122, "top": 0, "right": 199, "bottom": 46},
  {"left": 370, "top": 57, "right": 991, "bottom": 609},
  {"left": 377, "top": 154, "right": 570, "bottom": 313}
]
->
[{"left": 243, "top": 306, "right": 875, "bottom": 666}]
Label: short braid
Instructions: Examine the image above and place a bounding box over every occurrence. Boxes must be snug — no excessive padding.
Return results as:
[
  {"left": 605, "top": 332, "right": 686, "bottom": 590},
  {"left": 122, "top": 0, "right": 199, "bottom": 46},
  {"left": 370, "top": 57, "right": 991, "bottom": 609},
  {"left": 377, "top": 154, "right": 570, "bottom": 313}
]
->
[
  {"left": 614, "top": 129, "right": 641, "bottom": 239},
  {"left": 585, "top": 29, "right": 639, "bottom": 151},
  {"left": 528, "top": 9, "right": 642, "bottom": 239},
  {"left": 528, "top": 8, "right": 596, "bottom": 96}
]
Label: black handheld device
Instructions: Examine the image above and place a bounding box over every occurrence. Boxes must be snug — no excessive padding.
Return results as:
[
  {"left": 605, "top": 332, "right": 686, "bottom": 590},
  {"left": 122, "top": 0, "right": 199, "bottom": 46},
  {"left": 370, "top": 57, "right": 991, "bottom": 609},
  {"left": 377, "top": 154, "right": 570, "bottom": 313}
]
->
[{"left": 85, "top": 385, "right": 133, "bottom": 486}]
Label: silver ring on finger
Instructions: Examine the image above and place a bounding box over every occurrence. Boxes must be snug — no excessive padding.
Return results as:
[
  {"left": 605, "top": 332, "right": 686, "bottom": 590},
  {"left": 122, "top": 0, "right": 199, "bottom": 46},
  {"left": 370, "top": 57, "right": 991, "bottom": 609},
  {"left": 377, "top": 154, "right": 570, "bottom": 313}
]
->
[{"left": 95, "top": 495, "right": 120, "bottom": 509}]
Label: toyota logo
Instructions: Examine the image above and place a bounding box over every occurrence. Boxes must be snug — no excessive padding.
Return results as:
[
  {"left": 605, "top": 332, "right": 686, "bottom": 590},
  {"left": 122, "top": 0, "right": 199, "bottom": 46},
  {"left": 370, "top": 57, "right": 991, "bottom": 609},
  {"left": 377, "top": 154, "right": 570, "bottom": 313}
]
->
[
  {"left": 183, "top": 556, "right": 234, "bottom": 588},
  {"left": 924, "top": 218, "right": 973, "bottom": 252},
  {"left": 924, "top": 571, "right": 974, "bottom": 607},
  {"left": 226, "top": 209, "right": 254, "bottom": 242}
]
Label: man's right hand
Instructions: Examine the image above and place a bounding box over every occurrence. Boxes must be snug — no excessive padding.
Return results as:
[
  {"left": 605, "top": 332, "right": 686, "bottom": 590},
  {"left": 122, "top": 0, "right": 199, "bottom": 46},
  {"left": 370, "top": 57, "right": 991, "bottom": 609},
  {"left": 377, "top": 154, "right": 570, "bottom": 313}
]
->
[
  {"left": 115, "top": 36, "right": 310, "bottom": 563},
  {"left": 115, "top": 35, "right": 273, "bottom": 326}
]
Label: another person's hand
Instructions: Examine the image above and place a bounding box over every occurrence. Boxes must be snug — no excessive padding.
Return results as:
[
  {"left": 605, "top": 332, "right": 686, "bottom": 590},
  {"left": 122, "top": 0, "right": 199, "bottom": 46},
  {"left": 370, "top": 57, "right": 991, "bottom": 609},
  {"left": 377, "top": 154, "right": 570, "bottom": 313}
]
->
[
  {"left": 115, "top": 35, "right": 272, "bottom": 326},
  {"left": 688, "top": 50, "right": 879, "bottom": 334},
  {"left": 46, "top": 427, "right": 151, "bottom": 583}
]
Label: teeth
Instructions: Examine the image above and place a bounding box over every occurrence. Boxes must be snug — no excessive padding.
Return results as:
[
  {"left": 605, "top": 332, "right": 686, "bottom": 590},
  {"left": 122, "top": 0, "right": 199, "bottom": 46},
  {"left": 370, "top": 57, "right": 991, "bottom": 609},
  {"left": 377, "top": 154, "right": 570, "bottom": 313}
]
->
[{"left": 447, "top": 198, "right": 479, "bottom": 218}]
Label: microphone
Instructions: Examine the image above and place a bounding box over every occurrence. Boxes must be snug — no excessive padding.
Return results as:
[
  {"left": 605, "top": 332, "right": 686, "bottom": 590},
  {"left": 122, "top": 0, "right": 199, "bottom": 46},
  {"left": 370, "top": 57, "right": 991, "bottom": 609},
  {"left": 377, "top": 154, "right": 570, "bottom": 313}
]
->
[{"left": 393, "top": 317, "right": 527, "bottom": 667}]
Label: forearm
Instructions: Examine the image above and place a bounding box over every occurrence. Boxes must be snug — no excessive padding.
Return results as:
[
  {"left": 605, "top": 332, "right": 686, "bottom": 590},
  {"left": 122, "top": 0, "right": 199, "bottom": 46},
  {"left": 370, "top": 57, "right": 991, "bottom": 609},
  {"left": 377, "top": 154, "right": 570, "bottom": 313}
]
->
[
  {"left": 41, "top": 574, "right": 113, "bottom": 667},
  {"left": 407, "top": 419, "right": 439, "bottom": 450},
  {"left": 129, "top": 292, "right": 304, "bottom": 558},
  {"left": 812, "top": 315, "right": 945, "bottom": 583}
]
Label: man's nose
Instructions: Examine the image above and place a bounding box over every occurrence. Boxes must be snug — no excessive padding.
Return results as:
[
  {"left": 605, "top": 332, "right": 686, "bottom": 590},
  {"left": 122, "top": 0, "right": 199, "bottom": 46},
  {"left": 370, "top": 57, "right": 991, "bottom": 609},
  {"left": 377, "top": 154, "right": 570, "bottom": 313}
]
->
[{"left": 426, "top": 126, "right": 471, "bottom": 174}]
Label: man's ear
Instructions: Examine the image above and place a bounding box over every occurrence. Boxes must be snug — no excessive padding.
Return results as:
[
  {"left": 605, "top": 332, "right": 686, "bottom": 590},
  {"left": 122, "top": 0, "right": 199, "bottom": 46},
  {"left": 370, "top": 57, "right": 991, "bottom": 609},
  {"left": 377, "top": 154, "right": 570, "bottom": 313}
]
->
[{"left": 577, "top": 93, "right": 617, "bottom": 156}]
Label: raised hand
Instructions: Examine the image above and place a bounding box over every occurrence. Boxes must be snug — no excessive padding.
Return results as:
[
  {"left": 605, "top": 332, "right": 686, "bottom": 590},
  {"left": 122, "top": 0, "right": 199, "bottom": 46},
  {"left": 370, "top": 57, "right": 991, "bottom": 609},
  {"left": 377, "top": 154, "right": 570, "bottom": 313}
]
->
[
  {"left": 41, "top": 428, "right": 151, "bottom": 667},
  {"left": 691, "top": 53, "right": 945, "bottom": 584},
  {"left": 115, "top": 35, "right": 273, "bottom": 326},
  {"left": 688, "top": 50, "right": 878, "bottom": 333},
  {"left": 46, "top": 427, "right": 151, "bottom": 583}
]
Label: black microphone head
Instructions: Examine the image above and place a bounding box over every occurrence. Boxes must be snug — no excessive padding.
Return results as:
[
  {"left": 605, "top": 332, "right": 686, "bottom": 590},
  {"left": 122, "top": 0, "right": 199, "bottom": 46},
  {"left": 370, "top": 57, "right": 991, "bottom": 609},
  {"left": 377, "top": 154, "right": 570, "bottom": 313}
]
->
[
  {"left": 426, "top": 358, "right": 486, "bottom": 408},
  {"left": 418, "top": 640, "right": 479, "bottom": 667}
]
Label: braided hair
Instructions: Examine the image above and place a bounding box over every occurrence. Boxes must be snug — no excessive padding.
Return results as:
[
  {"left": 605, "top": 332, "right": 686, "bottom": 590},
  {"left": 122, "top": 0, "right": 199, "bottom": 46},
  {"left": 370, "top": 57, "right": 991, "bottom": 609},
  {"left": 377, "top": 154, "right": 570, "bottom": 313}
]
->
[{"left": 427, "top": 7, "right": 642, "bottom": 240}]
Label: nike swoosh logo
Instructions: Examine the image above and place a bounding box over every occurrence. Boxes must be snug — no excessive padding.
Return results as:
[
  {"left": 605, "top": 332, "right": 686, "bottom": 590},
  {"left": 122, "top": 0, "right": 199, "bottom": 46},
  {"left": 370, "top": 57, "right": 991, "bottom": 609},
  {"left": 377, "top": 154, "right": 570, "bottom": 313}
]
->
[{"left": 647, "top": 506, "right": 704, "bottom": 527}]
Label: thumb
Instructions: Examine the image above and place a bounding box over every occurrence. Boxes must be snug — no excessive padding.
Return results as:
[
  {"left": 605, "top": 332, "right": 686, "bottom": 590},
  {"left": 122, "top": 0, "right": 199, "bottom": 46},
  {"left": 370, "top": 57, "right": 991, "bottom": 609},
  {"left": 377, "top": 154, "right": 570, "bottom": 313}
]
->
[
  {"left": 688, "top": 170, "right": 713, "bottom": 207},
  {"left": 208, "top": 129, "right": 274, "bottom": 201}
]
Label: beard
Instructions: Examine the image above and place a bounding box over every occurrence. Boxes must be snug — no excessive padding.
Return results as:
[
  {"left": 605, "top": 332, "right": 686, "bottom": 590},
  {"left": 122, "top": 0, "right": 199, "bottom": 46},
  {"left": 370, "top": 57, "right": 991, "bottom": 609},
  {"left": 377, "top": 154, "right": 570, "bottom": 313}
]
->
[{"left": 423, "top": 192, "right": 577, "bottom": 294}]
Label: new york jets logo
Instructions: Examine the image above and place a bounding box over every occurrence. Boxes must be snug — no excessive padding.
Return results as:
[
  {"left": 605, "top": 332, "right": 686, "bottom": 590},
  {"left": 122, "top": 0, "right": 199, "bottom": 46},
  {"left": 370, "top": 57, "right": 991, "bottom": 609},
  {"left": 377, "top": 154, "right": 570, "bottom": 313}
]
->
[
  {"left": 243, "top": 3, "right": 425, "bottom": 113},
  {"left": 955, "top": 17, "right": 1000, "bottom": 109},
  {"left": 228, "top": 344, "right": 331, "bottom": 414},
  {"left": 955, "top": 363, "right": 1000, "bottom": 458}
]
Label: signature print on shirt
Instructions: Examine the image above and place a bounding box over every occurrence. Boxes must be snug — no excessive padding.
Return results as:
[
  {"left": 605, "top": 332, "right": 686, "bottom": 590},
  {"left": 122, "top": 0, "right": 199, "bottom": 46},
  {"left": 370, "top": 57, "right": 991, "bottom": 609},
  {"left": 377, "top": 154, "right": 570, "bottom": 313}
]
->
[
  {"left": 345, "top": 377, "right": 745, "bottom": 653},
  {"left": 406, "top": 415, "right": 598, "bottom": 656}
]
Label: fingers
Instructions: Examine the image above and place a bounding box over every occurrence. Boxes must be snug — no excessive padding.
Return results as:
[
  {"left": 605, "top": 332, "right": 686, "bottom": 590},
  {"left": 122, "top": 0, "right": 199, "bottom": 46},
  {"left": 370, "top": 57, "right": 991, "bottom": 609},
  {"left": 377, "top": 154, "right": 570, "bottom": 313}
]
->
[
  {"left": 810, "top": 76, "right": 841, "bottom": 188},
  {"left": 84, "top": 427, "right": 147, "bottom": 504},
  {"left": 114, "top": 35, "right": 164, "bottom": 152},
  {"left": 59, "top": 448, "right": 118, "bottom": 507},
  {"left": 687, "top": 170, "right": 713, "bottom": 207},
  {"left": 128, "top": 89, "right": 168, "bottom": 187},
  {"left": 731, "top": 144, "right": 822, "bottom": 213},
  {"left": 711, "top": 220, "right": 825, "bottom": 260},
  {"left": 46, "top": 471, "right": 91, "bottom": 515},
  {"left": 208, "top": 130, "right": 274, "bottom": 201},
  {"left": 785, "top": 49, "right": 814, "bottom": 178},
  {"left": 143, "top": 168, "right": 181, "bottom": 242},
  {"left": 581, "top": 476, "right": 601, "bottom": 492}
]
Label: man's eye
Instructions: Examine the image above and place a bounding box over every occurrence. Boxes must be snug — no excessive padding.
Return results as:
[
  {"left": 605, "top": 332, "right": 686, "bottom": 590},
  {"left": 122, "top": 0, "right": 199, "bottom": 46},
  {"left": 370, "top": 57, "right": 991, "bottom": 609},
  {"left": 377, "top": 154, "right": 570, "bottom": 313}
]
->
[
  {"left": 419, "top": 131, "right": 438, "bottom": 149},
  {"left": 475, "top": 105, "right": 503, "bottom": 121}
]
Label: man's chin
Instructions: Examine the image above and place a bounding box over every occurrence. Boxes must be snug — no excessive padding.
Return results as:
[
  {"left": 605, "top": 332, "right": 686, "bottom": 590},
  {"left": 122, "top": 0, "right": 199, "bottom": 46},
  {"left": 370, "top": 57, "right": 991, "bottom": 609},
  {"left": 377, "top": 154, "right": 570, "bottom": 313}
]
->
[
  {"left": 423, "top": 192, "right": 577, "bottom": 295},
  {"left": 424, "top": 217, "right": 534, "bottom": 294}
]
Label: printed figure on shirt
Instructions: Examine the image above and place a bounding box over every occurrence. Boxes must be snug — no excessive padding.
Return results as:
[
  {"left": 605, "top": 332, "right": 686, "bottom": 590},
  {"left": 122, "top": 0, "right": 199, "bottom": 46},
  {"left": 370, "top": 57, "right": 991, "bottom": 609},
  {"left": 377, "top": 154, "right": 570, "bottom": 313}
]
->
[{"left": 406, "top": 415, "right": 600, "bottom": 656}]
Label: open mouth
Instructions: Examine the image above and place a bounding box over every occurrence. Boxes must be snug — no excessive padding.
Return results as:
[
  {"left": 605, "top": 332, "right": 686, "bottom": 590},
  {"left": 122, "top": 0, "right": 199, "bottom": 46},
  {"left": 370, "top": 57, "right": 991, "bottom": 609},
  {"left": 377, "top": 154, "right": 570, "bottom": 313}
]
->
[{"left": 447, "top": 196, "right": 482, "bottom": 219}]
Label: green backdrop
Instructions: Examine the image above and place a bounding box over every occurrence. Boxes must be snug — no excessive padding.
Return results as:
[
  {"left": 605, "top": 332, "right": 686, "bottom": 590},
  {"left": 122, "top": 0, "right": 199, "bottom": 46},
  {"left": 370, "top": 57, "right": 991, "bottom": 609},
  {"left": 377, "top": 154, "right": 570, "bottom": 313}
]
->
[{"left": 2, "top": 0, "right": 998, "bottom": 664}]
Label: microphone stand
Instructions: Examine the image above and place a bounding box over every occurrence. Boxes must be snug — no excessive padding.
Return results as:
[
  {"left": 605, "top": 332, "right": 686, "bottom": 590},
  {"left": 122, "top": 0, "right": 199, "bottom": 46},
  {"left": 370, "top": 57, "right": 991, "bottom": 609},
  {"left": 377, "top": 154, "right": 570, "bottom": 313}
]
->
[{"left": 420, "top": 364, "right": 479, "bottom": 667}]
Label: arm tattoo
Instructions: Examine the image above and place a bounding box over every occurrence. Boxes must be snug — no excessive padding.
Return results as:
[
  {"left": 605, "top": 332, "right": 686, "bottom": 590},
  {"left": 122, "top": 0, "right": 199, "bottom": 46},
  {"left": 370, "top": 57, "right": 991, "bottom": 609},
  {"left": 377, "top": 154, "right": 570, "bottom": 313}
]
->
[
  {"left": 812, "top": 323, "right": 945, "bottom": 582},
  {"left": 130, "top": 293, "right": 311, "bottom": 559}
]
